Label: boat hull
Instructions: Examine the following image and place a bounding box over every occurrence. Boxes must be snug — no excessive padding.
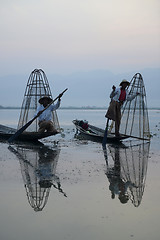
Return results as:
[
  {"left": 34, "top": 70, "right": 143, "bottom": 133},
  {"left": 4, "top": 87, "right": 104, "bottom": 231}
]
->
[
  {"left": 0, "top": 124, "right": 59, "bottom": 142},
  {"left": 73, "top": 120, "right": 129, "bottom": 143}
]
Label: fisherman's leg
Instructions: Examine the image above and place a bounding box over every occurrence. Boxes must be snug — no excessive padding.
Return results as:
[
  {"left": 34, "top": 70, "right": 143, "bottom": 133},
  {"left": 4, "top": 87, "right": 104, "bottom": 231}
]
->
[
  {"left": 115, "top": 103, "right": 119, "bottom": 136},
  {"left": 38, "top": 121, "right": 47, "bottom": 133},
  {"left": 115, "top": 103, "right": 121, "bottom": 136},
  {"left": 105, "top": 101, "right": 116, "bottom": 121},
  {"left": 46, "top": 121, "right": 57, "bottom": 132}
]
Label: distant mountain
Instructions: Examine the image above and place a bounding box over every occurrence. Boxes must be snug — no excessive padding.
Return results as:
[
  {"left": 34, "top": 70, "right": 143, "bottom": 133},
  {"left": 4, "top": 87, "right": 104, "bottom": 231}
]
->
[
  {"left": 48, "top": 68, "right": 160, "bottom": 108},
  {"left": 0, "top": 68, "right": 159, "bottom": 108}
]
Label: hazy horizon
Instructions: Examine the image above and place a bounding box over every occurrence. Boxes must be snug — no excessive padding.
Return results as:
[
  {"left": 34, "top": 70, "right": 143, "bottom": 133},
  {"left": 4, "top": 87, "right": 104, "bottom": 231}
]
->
[{"left": 0, "top": 68, "right": 160, "bottom": 108}]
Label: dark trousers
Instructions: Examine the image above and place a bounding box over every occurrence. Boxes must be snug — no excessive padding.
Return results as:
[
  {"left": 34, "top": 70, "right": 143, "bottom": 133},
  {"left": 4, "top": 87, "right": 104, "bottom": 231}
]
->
[{"left": 105, "top": 100, "right": 121, "bottom": 136}]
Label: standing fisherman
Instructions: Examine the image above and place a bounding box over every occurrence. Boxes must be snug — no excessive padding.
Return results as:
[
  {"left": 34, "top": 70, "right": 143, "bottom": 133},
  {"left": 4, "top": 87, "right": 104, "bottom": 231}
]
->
[{"left": 105, "top": 79, "right": 138, "bottom": 137}]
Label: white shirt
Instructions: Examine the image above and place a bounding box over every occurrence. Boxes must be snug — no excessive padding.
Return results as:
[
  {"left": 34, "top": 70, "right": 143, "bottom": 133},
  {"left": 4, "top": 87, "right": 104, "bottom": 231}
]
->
[
  {"left": 110, "top": 88, "right": 136, "bottom": 102},
  {"left": 36, "top": 99, "right": 60, "bottom": 121}
]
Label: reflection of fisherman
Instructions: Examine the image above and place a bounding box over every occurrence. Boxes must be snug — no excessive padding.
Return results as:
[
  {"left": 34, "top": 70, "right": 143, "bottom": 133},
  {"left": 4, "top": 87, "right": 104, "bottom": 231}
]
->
[
  {"left": 104, "top": 145, "right": 136, "bottom": 204},
  {"left": 104, "top": 141, "right": 149, "bottom": 207},
  {"left": 107, "top": 171, "right": 130, "bottom": 204},
  {"left": 38, "top": 147, "right": 59, "bottom": 188},
  {"left": 106, "top": 149, "right": 129, "bottom": 204},
  {"left": 37, "top": 147, "right": 67, "bottom": 197},
  {"left": 8, "top": 145, "right": 66, "bottom": 212},
  {"left": 105, "top": 80, "right": 139, "bottom": 137}
]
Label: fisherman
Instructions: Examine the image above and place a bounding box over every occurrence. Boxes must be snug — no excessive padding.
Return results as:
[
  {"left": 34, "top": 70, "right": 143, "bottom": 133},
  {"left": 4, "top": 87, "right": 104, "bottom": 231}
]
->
[
  {"left": 37, "top": 94, "right": 62, "bottom": 133},
  {"left": 105, "top": 79, "right": 139, "bottom": 137}
]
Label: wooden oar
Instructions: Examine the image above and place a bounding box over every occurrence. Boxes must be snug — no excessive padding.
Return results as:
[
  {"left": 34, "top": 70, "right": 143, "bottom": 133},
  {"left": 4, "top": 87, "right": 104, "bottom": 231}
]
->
[
  {"left": 102, "top": 144, "right": 108, "bottom": 167},
  {"left": 121, "top": 134, "right": 150, "bottom": 141},
  {"left": 102, "top": 118, "right": 109, "bottom": 146},
  {"left": 8, "top": 88, "right": 68, "bottom": 143}
]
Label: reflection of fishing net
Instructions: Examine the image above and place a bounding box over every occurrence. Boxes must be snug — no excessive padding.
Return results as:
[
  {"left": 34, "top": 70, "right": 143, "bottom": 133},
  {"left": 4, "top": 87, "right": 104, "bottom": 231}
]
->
[
  {"left": 108, "top": 141, "right": 150, "bottom": 207},
  {"left": 110, "top": 73, "right": 150, "bottom": 140},
  {"left": 10, "top": 145, "right": 60, "bottom": 211},
  {"left": 17, "top": 69, "right": 60, "bottom": 132}
]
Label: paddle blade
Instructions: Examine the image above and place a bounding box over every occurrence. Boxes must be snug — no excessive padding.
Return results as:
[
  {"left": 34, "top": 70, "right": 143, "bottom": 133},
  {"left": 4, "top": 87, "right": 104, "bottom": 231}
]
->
[
  {"left": 102, "top": 128, "right": 108, "bottom": 146},
  {"left": 8, "top": 118, "right": 34, "bottom": 143},
  {"left": 102, "top": 119, "right": 109, "bottom": 147}
]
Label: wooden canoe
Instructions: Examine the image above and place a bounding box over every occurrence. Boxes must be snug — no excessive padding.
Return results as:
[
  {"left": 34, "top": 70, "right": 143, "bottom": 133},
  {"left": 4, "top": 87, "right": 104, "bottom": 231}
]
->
[
  {"left": 73, "top": 120, "right": 129, "bottom": 143},
  {"left": 0, "top": 124, "right": 59, "bottom": 142}
]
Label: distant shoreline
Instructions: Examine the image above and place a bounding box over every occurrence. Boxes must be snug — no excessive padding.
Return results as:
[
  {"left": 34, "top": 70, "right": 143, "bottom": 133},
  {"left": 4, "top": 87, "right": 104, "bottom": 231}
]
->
[
  {"left": 0, "top": 106, "right": 160, "bottom": 110},
  {"left": 0, "top": 106, "right": 106, "bottom": 110}
]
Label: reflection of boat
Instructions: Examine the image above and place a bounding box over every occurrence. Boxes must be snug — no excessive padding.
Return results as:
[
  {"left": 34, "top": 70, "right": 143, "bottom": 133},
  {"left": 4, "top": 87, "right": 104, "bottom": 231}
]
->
[
  {"left": 9, "top": 144, "right": 66, "bottom": 211},
  {"left": 103, "top": 140, "right": 150, "bottom": 207},
  {"left": 73, "top": 120, "right": 129, "bottom": 142},
  {"left": 0, "top": 69, "right": 60, "bottom": 142}
]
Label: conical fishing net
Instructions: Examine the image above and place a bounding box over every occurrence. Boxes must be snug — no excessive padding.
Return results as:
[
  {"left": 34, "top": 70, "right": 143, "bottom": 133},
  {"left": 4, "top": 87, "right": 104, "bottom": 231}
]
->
[
  {"left": 110, "top": 73, "right": 150, "bottom": 140},
  {"left": 17, "top": 69, "right": 60, "bottom": 132}
]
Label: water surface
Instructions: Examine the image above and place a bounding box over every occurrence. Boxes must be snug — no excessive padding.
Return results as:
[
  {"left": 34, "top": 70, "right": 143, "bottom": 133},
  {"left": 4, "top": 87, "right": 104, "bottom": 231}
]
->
[{"left": 0, "top": 109, "right": 160, "bottom": 240}]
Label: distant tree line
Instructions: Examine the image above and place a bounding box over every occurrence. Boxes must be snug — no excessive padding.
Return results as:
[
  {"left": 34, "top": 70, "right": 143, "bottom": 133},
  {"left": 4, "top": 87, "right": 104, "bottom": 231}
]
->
[{"left": 0, "top": 105, "right": 20, "bottom": 109}]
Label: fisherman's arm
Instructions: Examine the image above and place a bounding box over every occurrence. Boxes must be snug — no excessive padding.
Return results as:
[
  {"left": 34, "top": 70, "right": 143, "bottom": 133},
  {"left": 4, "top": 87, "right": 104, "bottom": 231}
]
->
[
  {"left": 110, "top": 85, "right": 117, "bottom": 99},
  {"left": 51, "top": 98, "right": 61, "bottom": 111},
  {"left": 35, "top": 106, "right": 43, "bottom": 117}
]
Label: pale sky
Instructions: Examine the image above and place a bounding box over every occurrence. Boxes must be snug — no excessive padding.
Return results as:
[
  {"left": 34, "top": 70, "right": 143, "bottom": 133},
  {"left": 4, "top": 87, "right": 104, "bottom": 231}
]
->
[{"left": 0, "top": 0, "right": 160, "bottom": 75}]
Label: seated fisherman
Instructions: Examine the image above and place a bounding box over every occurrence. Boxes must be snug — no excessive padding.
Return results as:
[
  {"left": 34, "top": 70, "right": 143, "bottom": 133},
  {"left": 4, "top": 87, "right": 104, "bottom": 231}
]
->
[
  {"left": 79, "top": 120, "right": 89, "bottom": 130},
  {"left": 36, "top": 95, "right": 61, "bottom": 133}
]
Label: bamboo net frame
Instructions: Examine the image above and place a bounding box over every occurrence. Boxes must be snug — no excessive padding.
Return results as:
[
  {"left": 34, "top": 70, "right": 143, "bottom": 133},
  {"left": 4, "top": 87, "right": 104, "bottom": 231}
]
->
[
  {"left": 109, "top": 73, "right": 150, "bottom": 140},
  {"left": 17, "top": 69, "right": 60, "bottom": 132},
  {"left": 9, "top": 145, "right": 60, "bottom": 211},
  {"left": 104, "top": 140, "right": 150, "bottom": 207}
]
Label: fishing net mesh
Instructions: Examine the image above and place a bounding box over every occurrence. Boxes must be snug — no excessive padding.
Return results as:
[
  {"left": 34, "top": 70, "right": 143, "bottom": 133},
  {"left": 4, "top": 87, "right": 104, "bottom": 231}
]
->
[
  {"left": 17, "top": 146, "right": 60, "bottom": 211},
  {"left": 107, "top": 141, "right": 150, "bottom": 207},
  {"left": 17, "top": 69, "right": 60, "bottom": 132}
]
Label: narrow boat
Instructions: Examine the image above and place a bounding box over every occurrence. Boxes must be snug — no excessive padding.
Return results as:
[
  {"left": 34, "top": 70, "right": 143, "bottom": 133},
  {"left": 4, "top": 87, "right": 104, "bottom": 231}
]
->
[
  {"left": 0, "top": 124, "right": 59, "bottom": 142},
  {"left": 73, "top": 120, "right": 129, "bottom": 142},
  {"left": 0, "top": 69, "right": 61, "bottom": 142}
]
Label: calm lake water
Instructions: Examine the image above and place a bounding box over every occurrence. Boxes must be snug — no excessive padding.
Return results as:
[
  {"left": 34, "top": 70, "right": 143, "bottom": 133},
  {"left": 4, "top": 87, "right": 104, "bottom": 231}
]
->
[{"left": 0, "top": 109, "right": 160, "bottom": 240}]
